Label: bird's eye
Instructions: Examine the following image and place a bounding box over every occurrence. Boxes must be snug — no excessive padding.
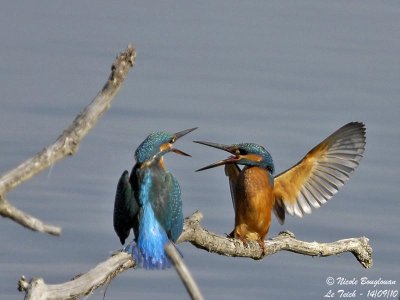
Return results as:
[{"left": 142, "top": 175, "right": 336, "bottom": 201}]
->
[
  {"left": 239, "top": 149, "right": 248, "bottom": 155},
  {"left": 170, "top": 136, "right": 176, "bottom": 143}
]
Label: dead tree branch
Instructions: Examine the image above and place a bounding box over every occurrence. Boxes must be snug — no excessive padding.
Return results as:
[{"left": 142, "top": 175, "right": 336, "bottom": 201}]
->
[
  {"left": 18, "top": 252, "right": 134, "bottom": 300},
  {"left": 0, "top": 195, "right": 60, "bottom": 235},
  {"left": 165, "top": 243, "right": 204, "bottom": 300},
  {"left": 18, "top": 210, "right": 373, "bottom": 299},
  {"left": 179, "top": 211, "right": 373, "bottom": 269},
  {"left": 0, "top": 45, "right": 136, "bottom": 236}
]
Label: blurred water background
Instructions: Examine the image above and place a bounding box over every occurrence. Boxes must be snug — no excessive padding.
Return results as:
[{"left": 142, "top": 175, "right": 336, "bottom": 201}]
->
[{"left": 0, "top": 2, "right": 399, "bottom": 299}]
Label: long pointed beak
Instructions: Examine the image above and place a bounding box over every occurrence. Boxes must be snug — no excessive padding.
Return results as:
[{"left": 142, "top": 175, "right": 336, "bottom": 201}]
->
[
  {"left": 174, "top": 127, "right": 198, "bottom": 140},
  {"left": 169, "top": 127, "right": 197, "bottom": 157},
  {"left": 193, "top": 140, "right": 239, "bottom": 171},
  {"left": 171, "top": 148, "right": 191, "bottom": 157},
  {"left": 193, "top": 141, "right": 234, "bottom": 153},
  {"left": 195, "top": 157, "right": 239, "bottom": 171}
]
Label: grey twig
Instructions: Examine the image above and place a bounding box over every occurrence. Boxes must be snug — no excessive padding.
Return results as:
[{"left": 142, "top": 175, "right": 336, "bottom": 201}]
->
[
  {"left": 0, "top": 45, "right": 136, "bottom": 236},
  {"left": 165, "top": 243, "right": 205, "bottom": 300}
]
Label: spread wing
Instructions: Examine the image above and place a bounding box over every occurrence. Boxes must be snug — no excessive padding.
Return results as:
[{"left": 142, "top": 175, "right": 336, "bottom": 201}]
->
[
  {"left": 113, "top": 170, "right": 139, "bottom": 245},
  {"left": 224, "top": 164, "right": 241, "bottom": 211},
  {"left": 273, "top": 122, "right": 366, "bottom": 224}
]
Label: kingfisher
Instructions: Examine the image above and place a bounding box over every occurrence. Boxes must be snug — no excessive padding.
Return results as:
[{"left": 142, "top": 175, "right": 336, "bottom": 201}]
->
[
  {"left": 195, "top": 122, "right": 366, "bottom": 250},
  {"left": 113, "top": 127, "right": 197, "bottom": 269}
]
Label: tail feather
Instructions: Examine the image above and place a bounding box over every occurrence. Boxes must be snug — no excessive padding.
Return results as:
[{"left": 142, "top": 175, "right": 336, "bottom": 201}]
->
[
  {"left": 125, "top": 239, "right": 172, "bottom": 270},
  {"left": 125, "top": 241, "right": 183, "bottom": 270},
  {"left": 133, "top": 242, "right": 171, "bottom": 270}
]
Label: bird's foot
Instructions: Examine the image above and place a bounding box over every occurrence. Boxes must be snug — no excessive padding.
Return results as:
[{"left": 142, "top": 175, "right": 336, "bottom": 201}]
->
[
  {"left": 236, "top": 235, "right": 249, "bottom": 248},
  {"left": 257, "top": 239, "right": 266, "bottom": 255}
]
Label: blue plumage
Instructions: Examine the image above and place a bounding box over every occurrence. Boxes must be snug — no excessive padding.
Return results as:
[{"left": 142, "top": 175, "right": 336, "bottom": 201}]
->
[
  {"left": 113, "top": 128, "right": 196, "bottom": 270},
  {"left": 135, "top": 131, "right": 174, "bottom": 164},
  {"left": 135, "top": 169, "right": 171, "bottom": 269}
]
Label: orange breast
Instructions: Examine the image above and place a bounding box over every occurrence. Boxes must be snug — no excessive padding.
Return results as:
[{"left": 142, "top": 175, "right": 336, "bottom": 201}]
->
[{"left": 234, "top": 166, "right": 274, "bottom": 241}]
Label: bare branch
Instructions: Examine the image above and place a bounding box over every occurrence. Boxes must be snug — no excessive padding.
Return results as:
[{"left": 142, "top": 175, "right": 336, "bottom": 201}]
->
[
  {"left": 0, "top": 196, "right": 60, "bottom": 235},
  {"left": 18, "top": 243, "right": 204, "bottom": 300},
  {"left": 18, "top": 252, "right": 134, "bottom": 300},
  {"left": 18, "top": 211, "right": 373, "bottom": 300},
  {"left": 165, "top": 243, "right": 204, "bottom": 300},
  {"left": 0, "top": 45, "right": 136, "bottom": 235},
  {"left": 178, "top": 211, "right": 373, "bottom": 269}
]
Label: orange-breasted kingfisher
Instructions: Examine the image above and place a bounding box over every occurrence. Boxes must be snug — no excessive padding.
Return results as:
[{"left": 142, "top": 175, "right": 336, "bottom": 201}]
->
[
  {"left": 195, "top": 122, "right": 366, "bottom": 250},
  {"left": 113, "top": 127, "right": 197, "bottom": 269}
]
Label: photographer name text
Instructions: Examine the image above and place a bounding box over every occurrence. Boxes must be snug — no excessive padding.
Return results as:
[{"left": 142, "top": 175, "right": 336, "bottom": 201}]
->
[{"left": 324, "top": 277, "right": 398, "bottom": 298}]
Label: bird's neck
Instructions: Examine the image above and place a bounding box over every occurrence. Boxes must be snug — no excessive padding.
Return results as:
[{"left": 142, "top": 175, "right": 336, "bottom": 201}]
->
[
  {"left": 243, "top": 164, "right": 268, "bottom": 172},
  {"left": 243, "top": 163, "right": 273, "bottom": 174},
  {"left": 137, "top": 157, "right": 166, "bottom": 170},
  {"left": 242, "top": 165, "right": 274, "bottom": 187},
  {"left": 158, "top": 157, "right": 165, "bottom": 169}
]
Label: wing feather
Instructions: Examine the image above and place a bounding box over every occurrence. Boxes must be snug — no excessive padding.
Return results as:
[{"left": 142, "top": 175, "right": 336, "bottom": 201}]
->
[
  {"left": 302, "top": 183, "right": 321, "bottom": 208},
  {"left": 224, "top": 164, "right": 241, "bottom": 211},
  {"left": 273, "top": 122, "right": 366, "bottom": 220},
  {"left": 148, "top": 168, "right": 183, "bottom": 243},
  {"left": 113, "top": 170, "right": 139, "bottom": 245},
  {"left": 165, "top": 173, "right": 183, "bottom": 242}
]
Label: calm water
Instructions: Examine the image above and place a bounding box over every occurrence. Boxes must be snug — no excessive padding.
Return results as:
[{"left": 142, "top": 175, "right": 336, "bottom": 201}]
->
[{"left": 1, "top": 2, "right": 399, "bottom": 299}]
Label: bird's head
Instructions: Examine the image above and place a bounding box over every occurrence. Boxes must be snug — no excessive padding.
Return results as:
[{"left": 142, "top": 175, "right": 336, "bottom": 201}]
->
[
  {"left": 135, "top": 127, "right": 197, "bottom": 165},
  {"left": 194, "top": 141, "right": 274, "bottom": 173}
]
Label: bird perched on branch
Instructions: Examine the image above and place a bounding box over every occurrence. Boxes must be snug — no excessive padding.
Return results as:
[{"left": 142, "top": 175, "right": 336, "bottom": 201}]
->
[
  {"left": 113, "top": 127, "right": 197, "bottom": 269},
  {"left": 195, "top": 122, "right": 366, "bottom": 251}
]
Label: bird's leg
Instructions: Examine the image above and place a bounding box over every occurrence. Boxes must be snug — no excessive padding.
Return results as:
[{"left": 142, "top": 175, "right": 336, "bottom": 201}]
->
[{"left": 257, "top": 239, "right": 266, "bottom": 255}]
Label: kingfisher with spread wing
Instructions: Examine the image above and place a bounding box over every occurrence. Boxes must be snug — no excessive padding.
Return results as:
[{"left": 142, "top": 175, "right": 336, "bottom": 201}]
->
[
  {"left": 113, "top": 127, "right": 197, "bottom": 269},
  {"left": 195, "top": 122, "right": 366, "bottom": 250}
]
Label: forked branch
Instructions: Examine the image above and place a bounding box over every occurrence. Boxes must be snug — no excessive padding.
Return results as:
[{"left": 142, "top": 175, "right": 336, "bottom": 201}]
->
[{"left": 0, "top": 45, "right": 136, "bottom": 235}]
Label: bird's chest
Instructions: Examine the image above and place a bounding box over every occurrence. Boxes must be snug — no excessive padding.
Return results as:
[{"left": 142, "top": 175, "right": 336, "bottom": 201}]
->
[
  {"left": 235, "top": 167, "right": 274, "bottom": 220},
  {"left": 236, "top": 167, "right": 273, "bottom": 199}
]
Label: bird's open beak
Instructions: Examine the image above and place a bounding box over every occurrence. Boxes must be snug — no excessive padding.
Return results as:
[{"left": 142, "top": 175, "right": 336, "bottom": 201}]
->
[
  {"left": 170, "top": 127, "right": 198, "bottom": 157},
  {"left": 193, "top": 141, "right": 240, "bottom": 171},
  {"left": 171, "top": 148, "right": 191, "bottom": 157},
  {"left": 174, "top": 127, "right": 198, "bottom": 140}
]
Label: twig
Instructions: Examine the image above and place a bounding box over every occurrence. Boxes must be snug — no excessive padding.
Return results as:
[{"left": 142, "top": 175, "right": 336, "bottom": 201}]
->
[
  {"left": 18, "top": 211, "right": 373, "bottom": 299},
  {"left": 0, "top": 45, "right": 136, "bottom": 235},
  {"left": 165, "top": 243, "right": 204, "bottom": 300},
  {"left": 0, "top": 196, "right": 60, "bottom": 236}
]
